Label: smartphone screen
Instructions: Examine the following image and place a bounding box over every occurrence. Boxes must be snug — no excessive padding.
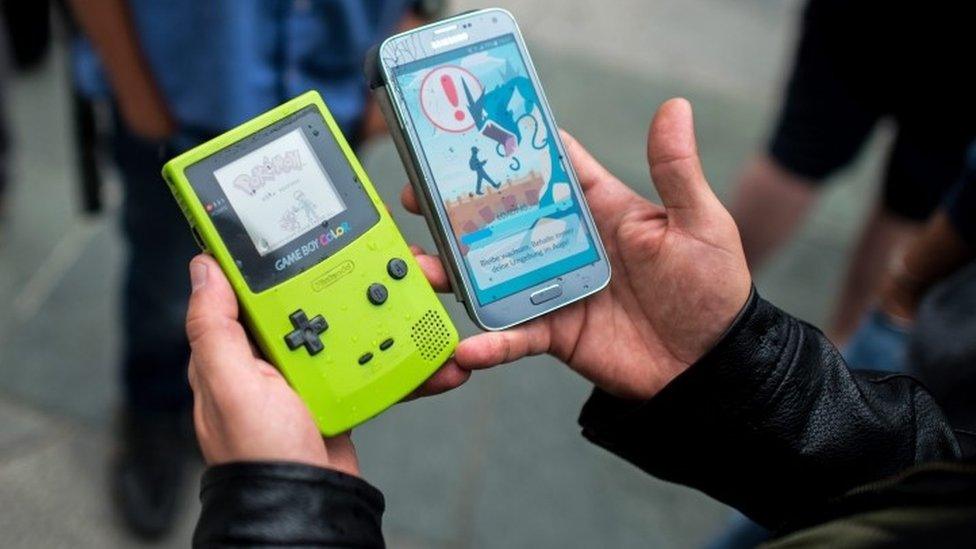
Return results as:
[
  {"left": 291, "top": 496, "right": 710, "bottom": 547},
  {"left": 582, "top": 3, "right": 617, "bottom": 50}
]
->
[{"left": 392, "top": 33, "right": 601, "bottom": 305}]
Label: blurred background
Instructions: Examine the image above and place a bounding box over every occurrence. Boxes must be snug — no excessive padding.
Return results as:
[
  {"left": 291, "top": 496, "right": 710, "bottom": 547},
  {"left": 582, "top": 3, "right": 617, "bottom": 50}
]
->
[{"left": 2, "top": 0, "right": 969, "bottom": 547}]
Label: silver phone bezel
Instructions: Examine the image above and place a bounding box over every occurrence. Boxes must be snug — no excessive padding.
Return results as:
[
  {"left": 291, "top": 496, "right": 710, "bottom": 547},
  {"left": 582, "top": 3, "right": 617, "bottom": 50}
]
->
[{"left": 378, "top": 8, "right": 611, "bottom": 331}]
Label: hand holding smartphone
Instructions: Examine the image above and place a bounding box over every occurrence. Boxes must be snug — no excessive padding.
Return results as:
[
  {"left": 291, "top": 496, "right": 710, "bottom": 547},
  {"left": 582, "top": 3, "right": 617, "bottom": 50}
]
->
[{"left": 367, "top": 8, "right": 611, "bottom": 330}]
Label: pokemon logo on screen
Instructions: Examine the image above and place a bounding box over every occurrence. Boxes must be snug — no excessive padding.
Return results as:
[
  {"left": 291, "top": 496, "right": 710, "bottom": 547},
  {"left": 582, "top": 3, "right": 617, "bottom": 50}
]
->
[
  {"left": 212, "top": 128, "right": 346, "bottom": 257},
  {"left": 230, "top": 149, "right": 304, "bottom": 196}
]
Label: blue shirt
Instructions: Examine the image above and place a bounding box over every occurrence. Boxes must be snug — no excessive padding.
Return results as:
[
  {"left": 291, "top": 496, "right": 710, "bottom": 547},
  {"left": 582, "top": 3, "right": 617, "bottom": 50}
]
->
[{"left": 74, "top": 0, "right": 412, "bottom": 137}]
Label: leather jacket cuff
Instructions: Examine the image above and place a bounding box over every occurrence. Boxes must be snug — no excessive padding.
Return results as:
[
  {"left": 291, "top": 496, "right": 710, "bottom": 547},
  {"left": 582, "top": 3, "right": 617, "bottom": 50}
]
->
[
  {"left": 578, "top": 287, "right": 961, "bottom": 530},
  {"left": 578, "top": 285, "right": 761, "bottom": 429},
  {"left": 194, "top": 462, "right": 385, "bottom": 547}
]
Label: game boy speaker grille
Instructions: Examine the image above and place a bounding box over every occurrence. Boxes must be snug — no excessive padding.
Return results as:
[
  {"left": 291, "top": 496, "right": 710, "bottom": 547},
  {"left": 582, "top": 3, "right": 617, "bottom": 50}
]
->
[{"left": 410, "top": 310, "right": 451, "bottom": 361}]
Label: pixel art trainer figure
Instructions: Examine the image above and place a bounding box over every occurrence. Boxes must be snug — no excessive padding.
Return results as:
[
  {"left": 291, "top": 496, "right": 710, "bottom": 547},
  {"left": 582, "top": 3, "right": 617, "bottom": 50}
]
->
[{"left": 470, "top": 146, "right": 499, "bottom": 195}]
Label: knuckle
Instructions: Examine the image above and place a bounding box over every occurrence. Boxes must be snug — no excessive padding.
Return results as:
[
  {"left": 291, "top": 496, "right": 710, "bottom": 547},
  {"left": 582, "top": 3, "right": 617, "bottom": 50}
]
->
[{"left": 185, "top": 314, "right": 230, "bottom": 344}]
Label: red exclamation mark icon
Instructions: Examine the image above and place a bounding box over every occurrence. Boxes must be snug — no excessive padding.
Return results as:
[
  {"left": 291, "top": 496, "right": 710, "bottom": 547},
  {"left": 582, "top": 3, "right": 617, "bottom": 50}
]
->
[{"left": 440, "top": 74, "right": 465, "bottom": 121}]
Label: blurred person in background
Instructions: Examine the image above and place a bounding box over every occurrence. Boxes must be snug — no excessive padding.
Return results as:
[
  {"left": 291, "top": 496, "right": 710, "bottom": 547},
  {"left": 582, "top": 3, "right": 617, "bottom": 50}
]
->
[
  {"left": 0, "top": 17, "right": 9, "bottom": 229},
  {"left": 0, "top": 0, "right": 53, "bottom": 231},
  {"left": 845, "top": 149, "right": 976, "bottom": 373},
  {"left": 66, "top": 0, "right": 440, "bottom": 540},
  {"left": 728, "top": 0, "right": 975, "bottom": 346},
  {"left": 864, "top": 148, "right": 976, "bottom": 432},
  {"left": 186, "top": 99, "right": 976, "bottom": 548},
  {"left": 713, "top": 145, "right": 976, "bottom": 548},
  {"left": 907, "top": 262, "right": 976, "bottom": 437}
]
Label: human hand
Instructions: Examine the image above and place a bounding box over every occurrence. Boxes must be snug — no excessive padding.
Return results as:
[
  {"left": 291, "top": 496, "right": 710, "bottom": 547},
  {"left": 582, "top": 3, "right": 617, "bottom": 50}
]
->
[
  {"left": 877, "top": 211, "right": 975, "bottom": 324},
  {"left": 116, "top": 90, "right": 178, "bottom": 141},
  {"left": 108, "top": 51, "right": 177, "bottom": 141},
  {"left": 878, "top": 268, "right": 921, "bottom": 324},
  {"left": 184, "top": 253, "right": 470, "bottom": 472},
  {"left": 402, "top": 98, "right": 752, "bottom": 399},
  {"left": 185, "top": 255, "right": 359, "bottom": 474}
]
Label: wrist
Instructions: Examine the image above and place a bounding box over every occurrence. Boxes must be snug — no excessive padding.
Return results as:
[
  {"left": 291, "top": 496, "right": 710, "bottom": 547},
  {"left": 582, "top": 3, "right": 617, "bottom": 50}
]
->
[
  {"left": 197, "top": 462, "right": 383, "bottom": 546},
  {"left": 116, "top": 94, "right": 177, "bottom": 140}
]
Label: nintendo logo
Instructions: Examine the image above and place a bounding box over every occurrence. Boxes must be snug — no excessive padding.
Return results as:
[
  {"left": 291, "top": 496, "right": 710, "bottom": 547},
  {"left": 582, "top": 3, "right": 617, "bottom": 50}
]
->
[{"left": 312, "top": 260, "right": 355, "bottom": 292}]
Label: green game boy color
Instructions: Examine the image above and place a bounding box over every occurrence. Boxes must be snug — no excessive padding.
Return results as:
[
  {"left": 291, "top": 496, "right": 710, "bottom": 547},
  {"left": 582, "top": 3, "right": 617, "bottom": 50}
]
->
[{"left": 162, "top": 91, "right": 458, "bottom": 435}]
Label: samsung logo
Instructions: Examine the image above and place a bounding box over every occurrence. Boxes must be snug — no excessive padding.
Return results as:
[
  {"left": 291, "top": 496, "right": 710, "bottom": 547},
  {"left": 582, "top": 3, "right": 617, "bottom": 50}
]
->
[{"left": 431, "top": 33, "right": 468, "bottom": 49}]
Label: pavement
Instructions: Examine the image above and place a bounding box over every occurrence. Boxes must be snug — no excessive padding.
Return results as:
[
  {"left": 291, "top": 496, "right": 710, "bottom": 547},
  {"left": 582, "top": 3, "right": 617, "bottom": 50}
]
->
[{"left": 0, "top": 1, "right": 893, "bottom": 547}]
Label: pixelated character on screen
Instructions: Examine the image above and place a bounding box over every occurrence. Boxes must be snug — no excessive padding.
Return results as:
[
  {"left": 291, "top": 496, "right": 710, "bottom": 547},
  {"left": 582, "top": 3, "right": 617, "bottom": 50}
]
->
[{"left": 294, "top": 190, "right": 319, "bottom": 224}]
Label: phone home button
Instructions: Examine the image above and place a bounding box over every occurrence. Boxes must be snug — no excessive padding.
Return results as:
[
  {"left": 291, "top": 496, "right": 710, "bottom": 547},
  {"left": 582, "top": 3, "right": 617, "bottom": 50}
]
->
[{"left": 530, "top": 284, "right": 562, "bottom": 305}]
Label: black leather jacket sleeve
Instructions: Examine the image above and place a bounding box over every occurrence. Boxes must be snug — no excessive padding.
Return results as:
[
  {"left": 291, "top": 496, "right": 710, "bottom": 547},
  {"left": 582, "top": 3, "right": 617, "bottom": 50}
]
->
[
  {"left": 193, "top": 462, "right": 385, "bottom": 548},
  {"left": 578, "top": 289, "right": 963, "bottom": 531}
]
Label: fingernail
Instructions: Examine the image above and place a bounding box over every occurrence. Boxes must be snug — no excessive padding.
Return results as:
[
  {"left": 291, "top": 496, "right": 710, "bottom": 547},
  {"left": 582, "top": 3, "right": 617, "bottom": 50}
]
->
[{"left": 190, "top": 260, "right": 208, "bottom": 291}]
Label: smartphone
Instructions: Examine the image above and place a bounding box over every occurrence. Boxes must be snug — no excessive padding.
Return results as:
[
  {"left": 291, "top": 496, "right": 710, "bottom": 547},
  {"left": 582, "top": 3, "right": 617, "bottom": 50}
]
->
[{"left": 367, "top": 8, "right": 611, "bottom": 330}]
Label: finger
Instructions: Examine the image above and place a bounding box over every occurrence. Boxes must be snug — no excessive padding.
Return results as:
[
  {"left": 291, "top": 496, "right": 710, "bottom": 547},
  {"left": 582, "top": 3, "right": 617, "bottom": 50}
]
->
[
  {"left": 414, "top": 253, "right": 452, "bottom": 293},
  {"left": 187, "top": 356, "right": 200, "bottom": 392},
  {"left": 405, "top": 360, "right": 471, "bottom": 400},
  {"left": 253, "top": 359, "right": 284, "bottom": 380},
  {"left": 408, "top": 244, "right": 426, "bottom": 256},
  {"left": 454, "top": 321, "right": 551, "bottom": 370},
  {"left": 185, "top": 255, "right": 256, "bottom": 385},
  {"left": 646, "top": 98, "right": 718, "bottom": 226},
  {"left": 400, "top": 184, "right": 421, "bottom": 215},
  {"left": 559, "top": 129, "right": 617, "bottom": 192}
]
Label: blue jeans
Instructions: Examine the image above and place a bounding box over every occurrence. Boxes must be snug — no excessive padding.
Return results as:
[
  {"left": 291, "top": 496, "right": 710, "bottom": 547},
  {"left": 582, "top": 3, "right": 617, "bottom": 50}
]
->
[
  {"left": 113, "top": 125, "right": 201, "bottom": 414},
  {"left": 842, "top": 308, "right": 911, "bottom": 373},
  {"left": 707, "top": 512, "right": 770, "bottom": 549}
]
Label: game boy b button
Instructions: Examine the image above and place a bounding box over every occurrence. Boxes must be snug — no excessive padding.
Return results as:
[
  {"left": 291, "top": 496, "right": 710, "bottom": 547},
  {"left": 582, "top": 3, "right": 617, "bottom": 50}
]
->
[
  {"left": 284, "top": 310, "right": 328, "bottom": 356},
  {"left": 529, "top": 284, "right": 563, "bottom": 305},
  {"left": 387, "top": 258, "right": 408, "bottom": 280},
  {"left": 367, "top": 283, "right": 388, "bottom": 305}
]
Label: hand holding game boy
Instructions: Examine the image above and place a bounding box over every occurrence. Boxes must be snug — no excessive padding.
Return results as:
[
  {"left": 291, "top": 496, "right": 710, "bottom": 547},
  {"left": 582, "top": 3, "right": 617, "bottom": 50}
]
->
[
  {"left": 186, "top": 253, "right": 471, "bottom": 470},
  {"left": 185, "top": 254, "right": 355, "bottom": 473}
]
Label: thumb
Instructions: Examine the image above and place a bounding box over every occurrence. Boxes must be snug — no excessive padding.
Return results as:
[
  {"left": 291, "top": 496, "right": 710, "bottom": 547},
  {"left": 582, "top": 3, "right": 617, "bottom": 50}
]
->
[
  {"left": 646, "top": 98, "right": 719, "bottom": 228},
  {"left": 186, "top": 254, "right": 256, "bottom": 386}
]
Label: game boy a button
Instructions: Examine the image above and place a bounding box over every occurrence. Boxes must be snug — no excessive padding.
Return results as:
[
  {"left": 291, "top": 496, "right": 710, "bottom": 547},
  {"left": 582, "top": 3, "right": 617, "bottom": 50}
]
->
[
  {"left": 529, "top": 284, "right": 563, "bottom": 305},
  {"left": 367, "top": 283, "right": 388, "bottom": 305},
  {"left": 284, "top": 310, "right": 328, "bottom": 356},
  {"left": 387, "top": 258, "right": 408, "bottom": 280}
]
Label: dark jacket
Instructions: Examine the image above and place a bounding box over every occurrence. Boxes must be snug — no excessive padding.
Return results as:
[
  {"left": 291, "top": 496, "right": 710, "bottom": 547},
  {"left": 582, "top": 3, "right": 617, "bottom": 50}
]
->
[{"left": 193, "top": 291, "right": 976, "bottom": 547}]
